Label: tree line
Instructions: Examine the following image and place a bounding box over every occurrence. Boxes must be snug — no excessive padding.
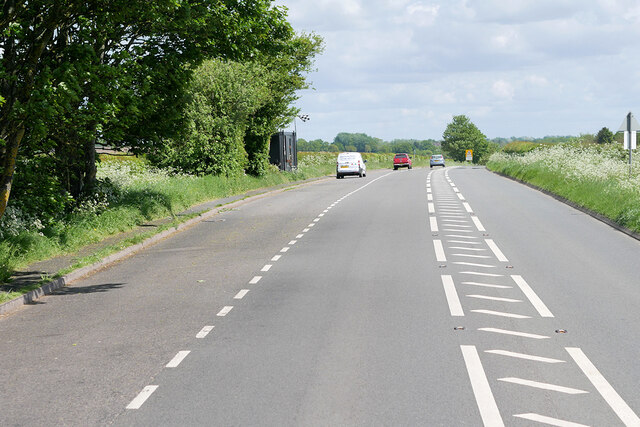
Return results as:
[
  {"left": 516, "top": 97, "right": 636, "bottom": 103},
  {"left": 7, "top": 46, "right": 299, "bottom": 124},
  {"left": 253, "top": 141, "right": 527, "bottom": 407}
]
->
[
  {"left": 299, "top": 133, "right": 441, "bottom": 156},
  {"left": 0, "top": 1, "right": 322, "bottom": 221}
]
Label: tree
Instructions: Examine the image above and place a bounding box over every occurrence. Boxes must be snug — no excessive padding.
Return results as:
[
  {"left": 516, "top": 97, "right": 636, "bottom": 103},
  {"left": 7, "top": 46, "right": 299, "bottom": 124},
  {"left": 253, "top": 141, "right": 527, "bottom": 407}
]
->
[
  {"left": 0, "top": 0, "right": 303, "bottom": 217},
  {"left": 596, "top": 127, "right": 614, "bottom": 144},
  {"left": 442, "top": 115, "right": 488, "bottom": 163}
]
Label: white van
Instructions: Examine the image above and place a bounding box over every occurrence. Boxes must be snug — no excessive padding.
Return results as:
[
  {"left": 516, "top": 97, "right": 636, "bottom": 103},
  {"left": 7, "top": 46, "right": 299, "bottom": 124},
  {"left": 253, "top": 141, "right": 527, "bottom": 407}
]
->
[{"left": 336, "top": 152, "right": 367, "bottom": 179}]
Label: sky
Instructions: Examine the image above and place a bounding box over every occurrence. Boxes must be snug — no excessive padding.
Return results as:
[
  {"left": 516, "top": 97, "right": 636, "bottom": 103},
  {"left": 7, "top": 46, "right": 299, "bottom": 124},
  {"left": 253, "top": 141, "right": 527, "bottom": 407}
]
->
[{"left": 274, "top": 0, "right": 640, "bottom": 142}]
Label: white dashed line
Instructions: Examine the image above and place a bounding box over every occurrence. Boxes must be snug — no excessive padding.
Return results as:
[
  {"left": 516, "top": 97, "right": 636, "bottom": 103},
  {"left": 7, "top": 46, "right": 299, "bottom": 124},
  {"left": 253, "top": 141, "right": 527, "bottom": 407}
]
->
[
  {"left": 271, "top": 255, "right": 282, "bottom": 261},
  {"left": 479, "top": 328, "right": 549, "bottom": 339},
  {"left": 288, "top": 240, "right": 297, "bottom": 245},
  {"left": 566, "top": 347, "right": 640, "bottom": 425},
  {"left": 303, "top": 228, "right": 310, "bottom": 232},
  {"left": 427, "top": 194, "right": 433, "bottom": 201},
  {"left": 127, "top": 385, "right": 159, "bottom": 409},
  {"left": 485, "top": 350, "right": 565, "bottom": 364},
  {"left": 280, "top": 247, "right": 290, "bottom": 253},
  {"left": 318, "top": 213, "right": 324, "bottom": 217},
  {"left": 313, "top": 218, "right": 320, "bottom": 222},
  {"left": 234, "top": 289, "right": 249, "bottom": 299},
  {"left": 462, "top": 281, "right": 512, "bottom": 289},
  {"left": 485, "top": 239, "right": 508, "bottom": 262},
  {"left": 428, "top": 203, "right": 435, "bottom": 214},
  {"left": 452, "top": 253, "right": 491, "bottom": 259},
  {"left": 498, "top": 377, "right": 588, "bottom": 395},
  {"left": 308, "top": 223, "right": 315, "bottom": 227},
  {"left": 433, "top": 240, "right": 447, "bottom": 262},
  {"left": 514, "top": 413, "right": 589, "bottom": 427},
  {"left": 453, "top": 262, "right": 496, "bottom": 268},
  {"left": 457, "top": 193, "right": 466, "bottom": 200},
  {"left": 217, "top": 306, "right": 233, "bottom": 316},
  {"left": 460, "top": 345, "right": 505, "bottom": 427},
  {"left": 461, "top": 271, "right": 504, "bottom": 277},
  {"left": 261, "top": 265, "right": 272, "bottom": 272},
  {"left": 196, "top": 325, "right": 214, "bottom": 339},
  {"left": 463, "top": 202, "right": 474, "bottom": 213},
  {"left": 472, "top": 309, "right": 530, "bottom": 319},
  {"left": 471, "top": 216, "right": 486, "bottom": 232},
  {"left": 249, "top": 276, "right": 262, "bottom": 284},
  {"left": 511, "top": 275, "right": 554, "bottom": 317},
  {"left": 166, "top": 351, "right": 190, "bottom": 368},
  {"left": 441, "top": 275, "right": 464, "bottom": 316},
  {"left": 467, "top": 295, "right": 522, "bottom": 303},
  {"left": 296, "top": 234, "right": 304, "bottom": 239},
  {"left": 430, "top": 217, "right": 439, "bottom": 232}
]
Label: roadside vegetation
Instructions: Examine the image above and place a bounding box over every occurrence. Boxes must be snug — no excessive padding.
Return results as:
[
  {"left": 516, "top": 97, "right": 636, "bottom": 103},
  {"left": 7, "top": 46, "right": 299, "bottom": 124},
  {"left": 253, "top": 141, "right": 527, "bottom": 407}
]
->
[
  {"left": 0, "top": 151, "right": 431, "bottom": 303},
  {"left": 487, "top": 139, "right": 640, "bottom": 232}
]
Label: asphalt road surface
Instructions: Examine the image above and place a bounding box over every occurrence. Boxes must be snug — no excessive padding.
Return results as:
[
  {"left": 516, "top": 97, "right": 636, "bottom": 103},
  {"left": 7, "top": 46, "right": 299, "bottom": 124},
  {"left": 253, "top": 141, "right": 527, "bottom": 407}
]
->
[{"left": 1, "top": 166, "right": 639, "bottom": 426}]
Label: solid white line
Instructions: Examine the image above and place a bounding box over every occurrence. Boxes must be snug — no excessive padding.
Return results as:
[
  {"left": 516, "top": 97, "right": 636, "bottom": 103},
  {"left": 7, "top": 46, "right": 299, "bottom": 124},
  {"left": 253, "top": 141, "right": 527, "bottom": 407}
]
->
[
  {"left": 461, "top": 271, "right": 504, "bottom": 277},
  {"left": 288, "top": 240, "right": 297, "bottom": 245},
  {"left": 166, "top": 350, "right": 190, "bottom": 368},
  {"left": 479, "top": 328, "right": 549, "bottom": 339},
  {"left": 127, "top": 385, "right": 159, "bottom": 409},
  {"left": 485, "top": 239, "right": 508, "bottom": 262},
  {"left": 472, "top": 309, "right": 530, "bottom": 319},
  {"left": 485, "top": 350, "right": 565, "bottom": 364},
  {"left": 511, "top": 275, "right": 554, "bottom": 317},
  {"left": 498, "top": 377, "right": 588, "bottom": 395},
  {"left": 261, "top": 265, "right": 272, "bottom": 272},
  {"left": 433, "top": 240, "right": 446, "bottom": 262},
  {"left": 566, "top": 347, "right": 640, "bottom": 426},
  {"left": 460, "top": 345, "right": 505, "bottom": 427},
  {"left": 463, "top": 202, "right": 473, "bottom": 213},
  {"left": 467, "top": 295, "right": 522, "bottom": 303},
  {"left": 463, "top": 282, "right": 512, "bottom": 289},
  {"left": 249, "top": 276, "right": 262, "bottom": 284},
  {"left": 430, "top": 217, "right": 439, "bottom": 232},
  {"left": 217, "top": 306, "right": 233, "bottom": 316},
  {"left": 280, "top": 247, "right": 290, "bottom": 253},
  {"left": 441, "top": 275, "right": 464, "bottom": 316},
  {"left": 471, "top": 216, "right": 486, "bottom": 232},
  {"left": 271, "top": 255, "right": 281, "bottom": 261},
  {"left": 296, "top": 234, "right": 304, "bottom": 239},
  {"left": 428, "top": 203, "right": 435, "bottom": 213},
  {"left": 514, "top": 413, "right": 590, "bottom": 427},
  {"left": 196, "top": 325, "right": 214, "bottom": 339},
  {"left": 234, "top": 289, "right": 249, "bottom": 299},
  {"left": 454, "top": 262, "right": 496, "bottom": 268}
]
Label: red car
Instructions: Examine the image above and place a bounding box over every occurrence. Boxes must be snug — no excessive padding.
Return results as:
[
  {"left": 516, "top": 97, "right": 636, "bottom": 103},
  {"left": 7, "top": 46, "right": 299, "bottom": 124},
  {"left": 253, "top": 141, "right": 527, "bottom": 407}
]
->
[{"left": 393, "top": 153, "right": 412, "bottom": 170}]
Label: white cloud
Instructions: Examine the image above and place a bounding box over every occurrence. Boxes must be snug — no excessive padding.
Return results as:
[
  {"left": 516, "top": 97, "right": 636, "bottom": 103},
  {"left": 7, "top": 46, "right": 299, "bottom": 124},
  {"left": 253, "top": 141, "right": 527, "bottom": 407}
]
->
[{"left": 276, "top": 0, "right": 640, "bottom": 140}]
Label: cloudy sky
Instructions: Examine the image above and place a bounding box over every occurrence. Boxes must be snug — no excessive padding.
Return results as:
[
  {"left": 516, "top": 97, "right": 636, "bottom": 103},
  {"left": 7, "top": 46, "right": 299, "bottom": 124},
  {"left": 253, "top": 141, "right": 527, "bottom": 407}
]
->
[{"left": 274, "top": 0, "right": 640, "bottom": 142}]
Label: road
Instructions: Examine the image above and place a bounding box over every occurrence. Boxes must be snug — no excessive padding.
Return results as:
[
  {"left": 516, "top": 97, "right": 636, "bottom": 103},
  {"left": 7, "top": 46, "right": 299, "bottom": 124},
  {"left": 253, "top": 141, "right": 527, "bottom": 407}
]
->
[{"left": 1, "top": 166, "right": 639, "bottom": 426}]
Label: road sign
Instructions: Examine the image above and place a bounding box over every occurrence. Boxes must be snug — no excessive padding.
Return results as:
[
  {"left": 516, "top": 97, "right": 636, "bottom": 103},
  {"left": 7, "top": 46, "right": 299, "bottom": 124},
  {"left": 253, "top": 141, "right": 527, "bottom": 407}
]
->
[
  {"left": 465, "top": 150, "right": 473, "bottom": 162},
  {"left": 619, "top": 112, "right": 640, "bottom": 150}
]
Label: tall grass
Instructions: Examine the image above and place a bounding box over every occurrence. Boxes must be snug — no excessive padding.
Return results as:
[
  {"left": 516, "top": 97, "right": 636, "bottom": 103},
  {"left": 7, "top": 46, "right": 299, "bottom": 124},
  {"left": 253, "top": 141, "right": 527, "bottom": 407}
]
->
[{"left": 487, "top": 143, "right": 640, "bottom": 232}]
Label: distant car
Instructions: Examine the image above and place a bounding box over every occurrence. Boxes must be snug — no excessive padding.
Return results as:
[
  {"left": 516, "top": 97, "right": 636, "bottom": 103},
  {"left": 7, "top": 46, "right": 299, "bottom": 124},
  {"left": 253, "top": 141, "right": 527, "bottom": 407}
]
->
[
  {"left": 393, "top": 153, "right": 412, "bottom": 170},
  {"left": 430, "top": 154, "right": 445, "bottom": 168},
  {"left": 336, "top": 152, "right": 367, "bottom": 178}
]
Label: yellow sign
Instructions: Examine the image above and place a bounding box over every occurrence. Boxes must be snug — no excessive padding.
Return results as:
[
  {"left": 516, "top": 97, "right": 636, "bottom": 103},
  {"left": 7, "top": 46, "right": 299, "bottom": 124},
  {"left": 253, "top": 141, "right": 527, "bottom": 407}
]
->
[{"left": 465, "top": 150, "right": 473, "bottom": 161}]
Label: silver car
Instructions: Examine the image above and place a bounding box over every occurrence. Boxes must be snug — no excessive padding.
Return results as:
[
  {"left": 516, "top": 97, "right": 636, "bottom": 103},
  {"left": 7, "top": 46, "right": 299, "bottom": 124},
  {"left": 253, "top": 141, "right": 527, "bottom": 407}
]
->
[{"left": 430, "top": 154, "right": 445, "bottom": 168}]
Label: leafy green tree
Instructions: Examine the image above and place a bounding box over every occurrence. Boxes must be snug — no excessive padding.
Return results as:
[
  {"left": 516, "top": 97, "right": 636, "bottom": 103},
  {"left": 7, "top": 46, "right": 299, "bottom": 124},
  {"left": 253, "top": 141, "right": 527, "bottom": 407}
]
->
[
  {"left": 442, "top": 115, "right": 488, "bottom": 163},
  {"left": 148, "top": 60, "right": 269, "bottom": 176},
  {"left": 596, "top": 127, "right": 614, "bottom": 144}
]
